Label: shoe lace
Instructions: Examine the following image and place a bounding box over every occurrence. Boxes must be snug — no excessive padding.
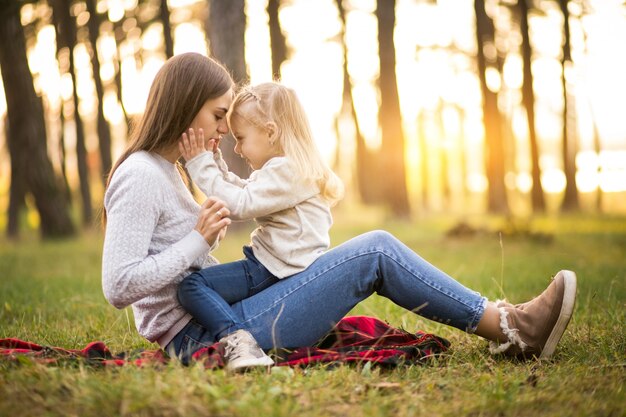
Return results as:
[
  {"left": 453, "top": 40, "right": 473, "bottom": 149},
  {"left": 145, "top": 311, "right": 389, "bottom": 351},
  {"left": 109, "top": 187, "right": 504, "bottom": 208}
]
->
[{"left": 223, "top": 335, "right": 243, "bottom": 361}]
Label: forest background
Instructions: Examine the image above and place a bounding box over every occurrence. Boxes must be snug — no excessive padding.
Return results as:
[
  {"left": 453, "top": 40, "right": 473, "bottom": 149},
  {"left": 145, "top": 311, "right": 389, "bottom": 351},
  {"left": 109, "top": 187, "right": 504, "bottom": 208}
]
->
[
  {"left": 0, "top": 1, "right": 625, "bottom": 416},
  {"left": 1, "top": 0, "right": 625, "bottom": 237}
]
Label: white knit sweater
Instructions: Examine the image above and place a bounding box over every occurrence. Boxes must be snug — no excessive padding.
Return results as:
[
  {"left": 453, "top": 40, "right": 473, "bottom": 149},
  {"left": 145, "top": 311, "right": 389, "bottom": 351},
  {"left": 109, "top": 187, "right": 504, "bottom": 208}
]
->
[
  {"left": 185, "top": 151, "right": 332, "bottom": 278},
  {"left": 102, "top": 151, "right": 218, "bottom": 347}
]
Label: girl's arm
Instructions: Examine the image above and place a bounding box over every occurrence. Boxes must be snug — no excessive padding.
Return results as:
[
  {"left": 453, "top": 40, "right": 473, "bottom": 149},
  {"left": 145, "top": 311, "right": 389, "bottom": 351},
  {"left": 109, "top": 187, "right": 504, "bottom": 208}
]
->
[
  {"left": 180, "top": 129, "right": 248, "bottom": 188},
  {"left": 212, "top": 147, "right": 249, "bottom": 187},
  {"left": 186, "top": 155, "right": 319, "bottom": 221}
]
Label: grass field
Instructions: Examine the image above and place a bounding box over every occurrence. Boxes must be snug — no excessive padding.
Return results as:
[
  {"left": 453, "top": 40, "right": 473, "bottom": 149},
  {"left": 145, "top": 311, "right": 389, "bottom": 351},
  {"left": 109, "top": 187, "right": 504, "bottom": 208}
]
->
[{"left": 0, "top": 212, "right": 624, "bottom": 417}]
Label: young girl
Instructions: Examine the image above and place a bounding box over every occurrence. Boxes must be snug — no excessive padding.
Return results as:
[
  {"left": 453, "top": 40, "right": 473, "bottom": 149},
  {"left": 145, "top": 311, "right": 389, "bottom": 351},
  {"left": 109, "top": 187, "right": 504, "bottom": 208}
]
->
[{"left": 177, "top": 82, "right": 344, "bottom": 371}]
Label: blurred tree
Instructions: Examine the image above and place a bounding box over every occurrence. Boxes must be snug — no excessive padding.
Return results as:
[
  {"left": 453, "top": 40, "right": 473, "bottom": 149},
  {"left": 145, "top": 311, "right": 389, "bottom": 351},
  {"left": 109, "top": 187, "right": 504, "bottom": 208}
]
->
[
  {"left": 206, "top": 0, "right": 246, "bottom": 83},
  {"left": 578, "top": 7, "right": 604, "bottom": 211},
  {"left": 376, "top": 0, "right": 410, "bottom": 217},
  {"left": 0, "top": 0, "right": 75, "bottom": 238},
  {"left": 558, "top": 0, "right": 579, "bottom": 211},
  {"left": 51, "top": 0, "right": 93, "bottom": 225},
  {"left": 519, "top": 0, "right": 545, "bottom": 211},
  {"left": 454, "top": 104, "right": 470, "bottom": 205},
  {"left": 436, "top": 100, "right": 451, "bottom": 205},
  {"left": 86, "top": 0, "right": 113, "bottom": 184},
  {"left": 206, "top": 0, "right": 249, "bottom": 179},
  {"left": 160, "top": 0, "right": 174, "bottom": 58},
  {"left": 112, "top": 22, "right": 130, "bottom": 128},
  {"left": 267, "top": 0, "right": 287, "bottom": 80},
  {"left": 417, "top": 110, "right": 430, "bottom": 210},
  {"left": 474, "top": 0, "right": 508, "bottom": 213},
  {"left": 4, "top": 115, "right": 26, "bottom": 238},
  {"left": 334, "top": 0, "right": 379, "bottom": 204}
]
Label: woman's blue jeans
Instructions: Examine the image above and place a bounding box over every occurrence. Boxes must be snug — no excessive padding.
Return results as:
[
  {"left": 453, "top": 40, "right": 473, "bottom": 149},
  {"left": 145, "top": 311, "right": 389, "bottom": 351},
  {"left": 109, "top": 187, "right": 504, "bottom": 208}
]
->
[{"left": 167, "top": 231, "right": 487, "bottom": 364}]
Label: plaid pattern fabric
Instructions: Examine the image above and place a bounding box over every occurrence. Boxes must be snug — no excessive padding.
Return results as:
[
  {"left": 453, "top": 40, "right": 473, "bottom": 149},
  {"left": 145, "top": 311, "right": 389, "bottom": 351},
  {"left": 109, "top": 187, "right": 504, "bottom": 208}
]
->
[{"left": 0, "top": 316, "right": 449, "bottom": 369}]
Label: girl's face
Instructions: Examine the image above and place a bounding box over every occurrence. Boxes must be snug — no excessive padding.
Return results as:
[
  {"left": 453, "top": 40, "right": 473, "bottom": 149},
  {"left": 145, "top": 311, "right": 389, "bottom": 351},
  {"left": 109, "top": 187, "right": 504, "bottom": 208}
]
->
[
  {"left": 189, "top": 90, "right": 233, "bottom": 145},
  {"left": 231, "top": 105, "right": 278, "bottom": 170}
]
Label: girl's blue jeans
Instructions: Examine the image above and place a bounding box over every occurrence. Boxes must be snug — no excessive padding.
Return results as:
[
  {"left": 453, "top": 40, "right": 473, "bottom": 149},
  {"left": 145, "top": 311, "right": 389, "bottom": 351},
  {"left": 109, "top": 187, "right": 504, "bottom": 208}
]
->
[
  {"left": 177, "top": 245, "right": 280, "bottom": 341},
  {"left": 167, "top": 231, "right": 487, "bottom": 364}
]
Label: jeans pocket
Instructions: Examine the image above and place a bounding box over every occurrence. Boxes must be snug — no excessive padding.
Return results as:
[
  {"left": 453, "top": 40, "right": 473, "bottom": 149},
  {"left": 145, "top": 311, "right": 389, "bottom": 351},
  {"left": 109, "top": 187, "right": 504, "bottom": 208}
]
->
[{"left": 249, "top": 275, "right": 280, "bottom": 296}]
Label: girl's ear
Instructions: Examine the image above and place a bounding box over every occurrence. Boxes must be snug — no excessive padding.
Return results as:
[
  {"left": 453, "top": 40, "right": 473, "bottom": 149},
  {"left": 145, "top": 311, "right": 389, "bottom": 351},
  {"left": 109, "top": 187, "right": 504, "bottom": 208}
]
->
[{"left": 266, "top": 121, "right": 278, "bottom": 141}]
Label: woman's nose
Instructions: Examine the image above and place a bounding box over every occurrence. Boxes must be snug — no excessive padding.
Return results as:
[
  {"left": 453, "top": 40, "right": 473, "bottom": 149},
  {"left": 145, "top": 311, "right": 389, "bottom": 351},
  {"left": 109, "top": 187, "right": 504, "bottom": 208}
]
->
[{"left": 217, "top": 119, "right": 229, "bottom": 134}]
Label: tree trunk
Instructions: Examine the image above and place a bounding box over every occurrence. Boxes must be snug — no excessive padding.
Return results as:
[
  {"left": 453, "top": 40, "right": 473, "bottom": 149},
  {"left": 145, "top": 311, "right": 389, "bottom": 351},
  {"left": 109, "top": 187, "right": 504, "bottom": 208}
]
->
[
  {"left": 207, "top": 0, "right": 247, "bottom": 83},
  {"left": 267, "top": 0, "right": 287, "bottom": 80},
  {"left": 590, "top": 113, "right": 603, "bottom": 211},
  {"left": 58, "top": 108, "right": 72, "bottom": 203},
  {"left": 207, "top": 0, "right": 249, "bottom": 179},
  {"left": 5, "top": 120, "right": 26, "bottom": 238},
  {"left": 519, "top": 0, "right": 545, "bottom": 212},
  {"left": 456, "top": 105, "right": 469, "bottom": 206},
  {"left": 474, "top": 0, "right": 508, "bottom": 213},
  {"left": 437, "top": 102, "right": 450, "bottom": 206},
  {"left": 376, "top": 0, "right": 410, "bottom": 217},
  {"left": 86, "top": 0, "right": 113, "bottom": 184},
  {"left": 334, "top": 0, "right": 378, "bottom": 204},
  {"left": 418, "top": 110, "right": 429, "bottom": 211},
  {"left": 113, "top": 24, "right": 130, "bottom": 129},
  {"left": 0, "top": 0, "right": 75, "bottom": 238},
  {"left": 558, "top": 0, "right": 579, "bottom": 211},
  {"left": 52, "top": 0, "right": 93, "bottom": 225},
  {"left": 160, "top": 0, "right": 174, "bottom": 58}
]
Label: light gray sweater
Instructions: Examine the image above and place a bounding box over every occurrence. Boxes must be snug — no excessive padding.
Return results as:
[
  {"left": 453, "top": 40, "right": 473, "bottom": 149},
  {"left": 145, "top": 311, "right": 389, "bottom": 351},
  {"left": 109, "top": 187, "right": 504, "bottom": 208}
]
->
[
  {"left": 102, "top": 151, "right": 218, "bottom": 347},
  {"left": 185, "top": 151, "right": 332, "bottom": 278}
]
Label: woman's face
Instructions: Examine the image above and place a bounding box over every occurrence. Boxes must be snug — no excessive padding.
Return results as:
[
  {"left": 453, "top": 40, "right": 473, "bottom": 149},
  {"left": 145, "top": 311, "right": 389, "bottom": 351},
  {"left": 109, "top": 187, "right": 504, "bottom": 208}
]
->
[{"left": 189, "top": 90, "right": 233, "bottom": 146}]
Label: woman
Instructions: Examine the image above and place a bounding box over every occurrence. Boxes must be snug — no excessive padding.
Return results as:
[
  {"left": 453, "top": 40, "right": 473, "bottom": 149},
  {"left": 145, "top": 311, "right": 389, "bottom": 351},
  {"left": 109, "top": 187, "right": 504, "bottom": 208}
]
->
[{"left": 102, "top": 52, "right": 577, "bottom": 367}]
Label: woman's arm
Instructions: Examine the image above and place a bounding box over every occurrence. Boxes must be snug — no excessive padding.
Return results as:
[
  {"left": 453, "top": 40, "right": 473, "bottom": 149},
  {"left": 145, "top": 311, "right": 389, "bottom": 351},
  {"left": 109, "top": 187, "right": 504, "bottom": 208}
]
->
[{"left": 102, "top": 161, "right": 213, "bottom": 309}]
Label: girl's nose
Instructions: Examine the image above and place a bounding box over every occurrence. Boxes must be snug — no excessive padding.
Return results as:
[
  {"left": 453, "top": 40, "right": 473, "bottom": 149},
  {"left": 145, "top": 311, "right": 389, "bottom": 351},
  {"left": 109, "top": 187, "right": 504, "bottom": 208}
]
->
[{"left": 234, "top": 142, "right": 242, "bottom": 156}]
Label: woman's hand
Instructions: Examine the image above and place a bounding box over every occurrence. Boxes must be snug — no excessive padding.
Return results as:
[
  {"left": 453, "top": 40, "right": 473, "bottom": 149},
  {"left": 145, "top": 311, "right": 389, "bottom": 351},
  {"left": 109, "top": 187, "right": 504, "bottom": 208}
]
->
[
  {"left": 194, "top": 197, "right": 231, "bottom": 246},
  {"left": 179, "top": 128, "right": 207, "bottom": 161}
]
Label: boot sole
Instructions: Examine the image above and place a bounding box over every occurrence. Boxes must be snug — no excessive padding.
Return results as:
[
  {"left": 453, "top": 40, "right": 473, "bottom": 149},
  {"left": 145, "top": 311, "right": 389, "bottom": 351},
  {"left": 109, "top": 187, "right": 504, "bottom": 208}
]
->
[{"left": 539, "top": 270, "right": 577, "bottom": 359}]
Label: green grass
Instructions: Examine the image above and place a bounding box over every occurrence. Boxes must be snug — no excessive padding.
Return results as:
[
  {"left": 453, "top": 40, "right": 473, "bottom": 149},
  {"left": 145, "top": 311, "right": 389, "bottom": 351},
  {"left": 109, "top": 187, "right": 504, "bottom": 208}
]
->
[{"left": 1, "top": 212, "right": 624, "bottom": 417}]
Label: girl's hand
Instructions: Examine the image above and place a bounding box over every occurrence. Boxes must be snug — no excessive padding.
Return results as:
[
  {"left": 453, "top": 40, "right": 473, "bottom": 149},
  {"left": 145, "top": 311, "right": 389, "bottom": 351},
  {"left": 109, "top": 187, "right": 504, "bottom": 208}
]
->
[
  {"left": 194, "top": 197, "right": 231, "bottom": 246},
  {"left": 206, "top": 137, "right": 221, "bottom": 153},
  {"left": 179, "top": 128, "right": 207, "bottom": 161}
]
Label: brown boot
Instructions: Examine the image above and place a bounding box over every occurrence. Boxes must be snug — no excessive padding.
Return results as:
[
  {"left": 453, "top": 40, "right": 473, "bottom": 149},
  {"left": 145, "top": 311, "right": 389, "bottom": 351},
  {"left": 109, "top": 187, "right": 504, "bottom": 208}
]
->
[{"left": 489, "top": 270, "right": 577, "bottom": 360}]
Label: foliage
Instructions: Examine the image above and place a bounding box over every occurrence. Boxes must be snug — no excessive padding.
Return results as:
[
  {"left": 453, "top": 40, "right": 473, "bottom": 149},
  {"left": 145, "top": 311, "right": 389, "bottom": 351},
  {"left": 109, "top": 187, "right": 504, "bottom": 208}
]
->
[{"left": 0, "top": 213, "right": 624, "bottom": 417}]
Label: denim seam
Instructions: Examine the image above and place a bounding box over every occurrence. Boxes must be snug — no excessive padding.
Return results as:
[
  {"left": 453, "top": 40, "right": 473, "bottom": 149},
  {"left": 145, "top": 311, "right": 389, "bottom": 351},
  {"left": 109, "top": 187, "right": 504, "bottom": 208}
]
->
[
  {"left": 195, "top": 285, "right": 242, "bottom": 336},
  {"left": 375, "top": 247, "right": 479, "bottom": 310},
  {"left": 466, "top": 296, "right": 488, "bottom": 333}
]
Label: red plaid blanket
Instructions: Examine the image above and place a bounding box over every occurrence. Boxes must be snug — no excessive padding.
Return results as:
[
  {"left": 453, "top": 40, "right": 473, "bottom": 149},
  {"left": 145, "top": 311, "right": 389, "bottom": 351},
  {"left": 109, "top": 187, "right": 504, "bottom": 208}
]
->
[{"left": 0, "top": 316, "right": 449, "bottom": 368}]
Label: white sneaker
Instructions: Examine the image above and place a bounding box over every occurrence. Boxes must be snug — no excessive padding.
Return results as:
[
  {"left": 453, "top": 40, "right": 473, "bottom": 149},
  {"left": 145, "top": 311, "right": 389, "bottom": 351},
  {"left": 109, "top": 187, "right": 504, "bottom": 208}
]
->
[{"left": 219, "top": 329, "right": 274, "bottom": 371}]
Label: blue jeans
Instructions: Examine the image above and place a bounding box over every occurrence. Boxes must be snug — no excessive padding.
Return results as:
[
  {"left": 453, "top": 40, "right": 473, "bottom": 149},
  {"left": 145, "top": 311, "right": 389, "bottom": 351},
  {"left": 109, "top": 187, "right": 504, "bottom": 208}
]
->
[
  {"left": 167, "top": 231, "right": 487, "bottom": 364},
  {"left": 177, "top": 246, "right": 280, "bottom": 341}
]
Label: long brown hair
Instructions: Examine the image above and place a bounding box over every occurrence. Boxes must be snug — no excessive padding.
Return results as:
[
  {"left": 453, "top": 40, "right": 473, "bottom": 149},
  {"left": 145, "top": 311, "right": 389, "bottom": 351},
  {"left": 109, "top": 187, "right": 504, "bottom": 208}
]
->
[{"left": 103, "top": 53, "right": 233, "bottom": 224}]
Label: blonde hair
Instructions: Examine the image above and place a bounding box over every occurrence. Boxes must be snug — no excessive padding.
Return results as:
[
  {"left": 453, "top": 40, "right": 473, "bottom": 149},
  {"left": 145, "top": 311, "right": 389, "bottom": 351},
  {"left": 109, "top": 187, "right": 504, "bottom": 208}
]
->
[
  {"left": 227, "top": 82, "right": 344, "bottom": 205},
  {"left": 103, "top": 53, "right": 234, "bottom": 224}
]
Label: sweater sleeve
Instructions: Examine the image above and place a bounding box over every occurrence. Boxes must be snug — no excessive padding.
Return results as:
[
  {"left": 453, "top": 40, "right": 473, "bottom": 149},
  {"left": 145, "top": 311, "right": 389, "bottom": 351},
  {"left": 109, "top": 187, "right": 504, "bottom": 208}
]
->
[
  {"left": 212, "top": 148, "right": 249, "bottom": 187},
  {"left": 102, "top": 161, "right": 210, "bottom": 309},
  {"left": 186, "top": 155, "right": 319, "bottom": 221}
]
